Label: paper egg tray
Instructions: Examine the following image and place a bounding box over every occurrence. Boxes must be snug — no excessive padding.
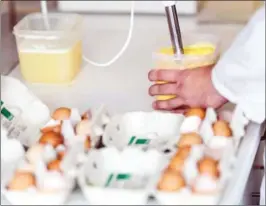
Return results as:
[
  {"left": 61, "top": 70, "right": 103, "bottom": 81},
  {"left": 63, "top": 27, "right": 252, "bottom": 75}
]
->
[
  {"left": 1, "top": 105, "right": 111, "bottom": 205},
  {"left": 78, "top": 147, "right": 166, "bottom": 205},
  {"left": 95, "top": 107, "right": 249, "bottom": 205}
]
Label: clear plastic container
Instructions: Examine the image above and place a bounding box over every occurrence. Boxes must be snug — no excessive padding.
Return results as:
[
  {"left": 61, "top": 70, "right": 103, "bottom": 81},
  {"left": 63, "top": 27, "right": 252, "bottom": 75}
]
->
[
  {"left": 13, "top": 13, "right": 83, "bottom": 85},
  {"left": 152, "top": 33, "right": 220, "bottom": 101}
]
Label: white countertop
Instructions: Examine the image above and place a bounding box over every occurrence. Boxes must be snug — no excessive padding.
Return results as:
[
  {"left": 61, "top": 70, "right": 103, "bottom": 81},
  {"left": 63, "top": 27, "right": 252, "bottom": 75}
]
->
[
  {"left": 4, "top": 14, "right": 261, "bottom": 205},
  {"left": 8, "top": 14, "right": 243, "bottom": 114}
]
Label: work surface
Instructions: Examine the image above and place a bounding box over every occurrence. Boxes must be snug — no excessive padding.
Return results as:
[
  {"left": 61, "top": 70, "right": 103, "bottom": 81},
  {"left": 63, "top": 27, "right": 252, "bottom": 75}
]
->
[
  {"left": 4, "top": 14, "right": 261, "bottom": 205},
  {"left": 8, "top": 14, "right": 244, "bottom": 114}
]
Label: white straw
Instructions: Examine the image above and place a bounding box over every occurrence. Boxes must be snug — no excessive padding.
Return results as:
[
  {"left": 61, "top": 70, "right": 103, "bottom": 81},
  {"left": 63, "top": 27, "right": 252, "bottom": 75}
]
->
[{"left": 40, "top": 0, "right": 50, "bottom": 30}]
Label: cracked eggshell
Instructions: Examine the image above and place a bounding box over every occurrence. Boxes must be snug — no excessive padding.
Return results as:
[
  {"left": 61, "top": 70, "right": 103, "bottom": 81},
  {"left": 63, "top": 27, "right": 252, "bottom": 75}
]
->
[
  {"left": 42, "top": 144, "right": 57, "bottom": 164},
  {"left": 75, "top": 119, "right": 91, "bottom": 136}
]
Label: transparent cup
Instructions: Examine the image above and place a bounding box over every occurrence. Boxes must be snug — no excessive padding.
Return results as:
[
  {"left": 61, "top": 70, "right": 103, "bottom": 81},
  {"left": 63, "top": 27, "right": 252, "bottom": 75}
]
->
[
  {"left": 13, "top": 13, "right": 83, "bottom": 85},
  {"left": 152, "top": 33, "right": 221, "bottom": 101}
]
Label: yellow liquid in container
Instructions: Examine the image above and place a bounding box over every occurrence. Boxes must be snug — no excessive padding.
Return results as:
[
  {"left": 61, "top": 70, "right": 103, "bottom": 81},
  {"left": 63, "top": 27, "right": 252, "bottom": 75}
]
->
[
  {"left": 18, "top": 41, "right": 82, "bottom": 84},
  {"left": 155, "top": 43, "right": 217, "bottom": 101}
]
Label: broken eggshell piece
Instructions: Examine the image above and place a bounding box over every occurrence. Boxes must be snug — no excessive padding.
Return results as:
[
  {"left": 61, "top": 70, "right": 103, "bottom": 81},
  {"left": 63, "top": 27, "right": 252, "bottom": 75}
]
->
[
  {"left": 69, "top": 108, "right": 82, "bottom": 126},
  {"left": 41, "top": 119, "right": 61, "bottom": 134},
  {"left": 192, "top": 174, "right": 220, "bottom": 195}
]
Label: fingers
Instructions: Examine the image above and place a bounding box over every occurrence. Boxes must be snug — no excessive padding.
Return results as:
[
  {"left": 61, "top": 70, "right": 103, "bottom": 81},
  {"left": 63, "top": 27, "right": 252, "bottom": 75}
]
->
[
  {"left": 149, "top": 83, "right": 177, "bottom": 96},
  {"left": 149, "top": 70, "right": 182, "bottom": 82},
  {"left": 153, "top": 98, "right": 185, "bottom": 110}
]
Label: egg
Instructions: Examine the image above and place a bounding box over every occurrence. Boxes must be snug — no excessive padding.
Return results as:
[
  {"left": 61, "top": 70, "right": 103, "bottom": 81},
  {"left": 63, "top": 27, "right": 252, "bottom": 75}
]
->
[
  {"left": 39, "top": 131, "right": 64, "bottom": 148},
  {"left": 47, "top": 159, "right": 62, "bottom": 172},
  {"left": 168, "top": 147, "right": 191, "bottom": 172},
  {"left": 212, "top": 120, "right": 232, "bottom": 137},
  {"left": 84, "top": 136, "right": 91, "bottom": 150},
  {"left": 178, "top": 133, "right": 203, "bottom": 148},
  {"left": 41, "top": 123, "right": 61, "bottom": 134},
  {"left": 52, "top": 107, "right": 71, "bottom": 121},
  {"left": 26, "top": 144, "right": 44, "bottom": 165},
  {"left": 76, "top": 119, "right": 91, "bottom": 136},
  {"left": 82, "top": 110, "right": 92, "bottom": 120},
  {"left": 197, "top": 157, "right": 220, "bottom": 178},
  {"left": 7, "top": 171, "right": 36, "bottom": 191},
  {"left": 157, "top": 170, "right": 186, "bottom": 192},
  {"left": 185, "top": 108, "right": 206, "bottom": 120}
]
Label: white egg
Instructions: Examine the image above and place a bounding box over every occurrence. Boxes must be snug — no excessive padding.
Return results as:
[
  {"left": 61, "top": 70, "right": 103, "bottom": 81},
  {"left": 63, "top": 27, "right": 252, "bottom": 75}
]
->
[{"left": 180, "top": 116, "right": 202, "bottom": 134}]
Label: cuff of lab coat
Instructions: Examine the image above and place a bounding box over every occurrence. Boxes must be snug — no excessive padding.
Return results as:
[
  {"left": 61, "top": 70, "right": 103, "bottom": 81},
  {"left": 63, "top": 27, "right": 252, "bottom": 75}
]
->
[{"left": 211, "top": 69, "right": 237, "bottom": 104}]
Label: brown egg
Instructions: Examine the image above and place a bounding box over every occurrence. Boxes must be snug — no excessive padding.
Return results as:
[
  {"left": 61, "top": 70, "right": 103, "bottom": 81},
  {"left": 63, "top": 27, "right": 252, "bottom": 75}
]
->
[
  {"left": 7, "top": 171, "right": 36, "bottom": 191},
  {"left": 57, "top": 150, "right": 65, "bottom": 160},
  {"left": 212, "top": 120, "right": 232, "bottom": 137},
  {"left": 168, "top": 156, "right": 185, "bottom": 172},
  {"left": 41, "top": 123, "right": 62, "bottom": 134},
  {"left": 176, "top": 146, "right": 191, "bottom": 159},
  {"left": 157, "top": 170, "right": 186, "bottom": 192},
  {"left": 76, "top": 119, "right": 91, "bottom": 136},
  {"left": 84, "top": 136, "right": 91, "bottom": 150},
  {"left": 52, "top": 107, "right": 71, "bottom": 121},
  {"left": 178, "top": 133, "right": 203, "bottom": 148},
  {"left": 47, "top": 159, "right": 61, "bottom": 172},
  {"left": 185, "top": 108, "right": 206, "bottom": 120},
  {"left": 39, "top": 131, "right": 64, "bottom": 148},
  {"left": 82, "top": 110, "right": 92, "bottom": 120},
  {"left": 168, "top": 147, "right": 191, "bottom": 172},
  {"left": 197, "top": 157, "right": 220, "bottom": 178}
]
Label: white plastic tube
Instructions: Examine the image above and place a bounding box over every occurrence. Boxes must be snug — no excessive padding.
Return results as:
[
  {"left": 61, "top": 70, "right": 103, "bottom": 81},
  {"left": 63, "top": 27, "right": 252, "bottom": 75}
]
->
[{"left": 40, "top": 0, "right": 135, "bottom": 67}]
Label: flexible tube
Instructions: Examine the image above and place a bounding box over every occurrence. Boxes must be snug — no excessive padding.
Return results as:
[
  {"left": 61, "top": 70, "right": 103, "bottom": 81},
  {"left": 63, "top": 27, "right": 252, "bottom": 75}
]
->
[{"left": 40, "top": 1, "right": 135, "bottom": 67}]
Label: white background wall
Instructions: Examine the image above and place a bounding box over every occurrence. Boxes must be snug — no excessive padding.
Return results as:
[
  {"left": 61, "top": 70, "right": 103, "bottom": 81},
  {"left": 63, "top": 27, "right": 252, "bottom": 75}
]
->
[{"left": 58, "top": 1, "right": 197, "bottom": 15}]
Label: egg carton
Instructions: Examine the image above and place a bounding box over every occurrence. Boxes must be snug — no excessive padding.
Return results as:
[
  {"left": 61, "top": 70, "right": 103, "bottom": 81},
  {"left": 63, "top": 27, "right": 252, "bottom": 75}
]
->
[
  {"left": 102, "top": 111, "right": 185, "bottom": 157},
  {"left": 77, "top": 147, "right": 165, "bottom": 205},
  {"left": 146, "top": 145, "right": 233, "bottom": 205},
  {"left": 1, "top": 75, "right": 50, "bottom": 147},
  {"left": 1, "top": 144, "right": 76, "bottom": 205}
]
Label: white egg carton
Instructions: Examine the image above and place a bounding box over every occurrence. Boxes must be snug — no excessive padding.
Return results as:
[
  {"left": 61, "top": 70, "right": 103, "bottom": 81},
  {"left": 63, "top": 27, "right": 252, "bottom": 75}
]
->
[
  {"left": 102, "top": 111, "right": 184, "bottom": 156},
  {"left": 1, "top": 143, "right": 77, "bottom": 205},
  {"left": 1, "top": 75, "right": 50, "bottom": 147},
  {"left": 78, "top": 147, "right": 165, "bottom": 205}
]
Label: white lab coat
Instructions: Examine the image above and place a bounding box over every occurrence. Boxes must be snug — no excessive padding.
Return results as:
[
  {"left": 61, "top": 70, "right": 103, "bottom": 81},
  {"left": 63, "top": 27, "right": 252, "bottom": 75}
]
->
[{"left": 211, "top": 5, "right": 265, "bottom": 205}]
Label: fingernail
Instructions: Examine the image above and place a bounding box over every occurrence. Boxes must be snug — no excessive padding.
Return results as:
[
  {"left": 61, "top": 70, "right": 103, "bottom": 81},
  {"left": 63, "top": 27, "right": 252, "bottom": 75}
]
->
[
  {"left": 148, "top": 70, "right": 156, "bottom": 81},
  {"left": 149, "top": 85, "right": 157, "bottom": 96}
]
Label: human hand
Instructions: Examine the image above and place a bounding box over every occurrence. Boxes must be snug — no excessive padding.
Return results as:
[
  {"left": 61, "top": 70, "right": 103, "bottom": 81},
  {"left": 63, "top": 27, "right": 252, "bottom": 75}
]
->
[{"left": 148, "top": 65, "right": 228, "bottom": 112}]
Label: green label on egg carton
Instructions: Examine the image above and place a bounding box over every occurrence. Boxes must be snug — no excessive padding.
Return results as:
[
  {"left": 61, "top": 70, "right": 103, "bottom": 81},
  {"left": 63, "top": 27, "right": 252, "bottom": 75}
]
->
[
  {"left": 105, "top": 173, "right": 131, "bottom": 187},
  {"left": 104, "top": 173, "right": 148, "bottom": 189},
  {"left": 1, "top": 100, "right": 14, "bottom": 121},
  {"left": 128, "top": 136, "right": 151, "bottom": 145}
]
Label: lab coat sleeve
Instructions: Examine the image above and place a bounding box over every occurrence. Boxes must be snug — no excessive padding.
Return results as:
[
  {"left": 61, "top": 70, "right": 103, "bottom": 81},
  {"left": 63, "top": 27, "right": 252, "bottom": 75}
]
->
[{"left": 212, "top": 6, "right": 265, "bottom": 124}]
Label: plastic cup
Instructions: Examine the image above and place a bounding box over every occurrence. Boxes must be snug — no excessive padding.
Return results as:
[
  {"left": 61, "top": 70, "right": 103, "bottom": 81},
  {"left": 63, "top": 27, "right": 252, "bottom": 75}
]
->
[{"left": 152, "top": 33, "right": 220, "bottom": 101}]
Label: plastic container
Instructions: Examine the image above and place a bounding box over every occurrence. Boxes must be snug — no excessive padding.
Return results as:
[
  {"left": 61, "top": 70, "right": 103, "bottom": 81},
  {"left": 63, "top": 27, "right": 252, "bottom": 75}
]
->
[
  {"left": 152, "top": 33, "right": 220, "bottom": 101},
  {"left": 13, "top": 13, "right": 83, "bottom": 85},
  {"left": 1, "top": 75, "right": 50, "bottom": 146}
]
